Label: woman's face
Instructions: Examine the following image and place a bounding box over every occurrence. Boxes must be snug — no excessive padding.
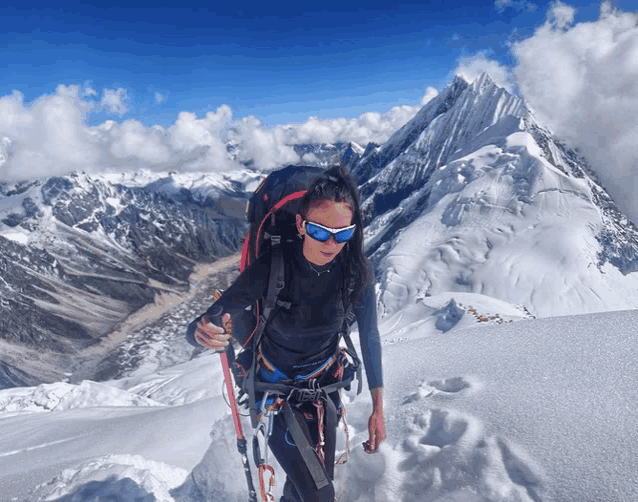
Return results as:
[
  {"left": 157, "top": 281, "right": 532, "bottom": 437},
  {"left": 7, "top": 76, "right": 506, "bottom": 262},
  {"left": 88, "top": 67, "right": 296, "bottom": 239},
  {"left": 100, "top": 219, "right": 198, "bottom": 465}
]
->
[{"left": 296, "top": 199, "right": 354, "bottom": 266}]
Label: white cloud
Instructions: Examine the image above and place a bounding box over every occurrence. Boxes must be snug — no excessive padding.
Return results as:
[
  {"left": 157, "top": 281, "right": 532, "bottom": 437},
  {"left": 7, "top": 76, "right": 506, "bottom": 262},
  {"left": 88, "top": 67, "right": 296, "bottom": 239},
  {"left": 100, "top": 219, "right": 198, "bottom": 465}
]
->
[
  {"left": 154, "top": 92, "right": 165, "bottom": 104},
  {"left": 547, "top": 0, "right": 577, "bottom": 29},
  {"left": 108, "top": 120, "right": 172, "bottom": 165},
  {"left": 421, "top": 87, "right": 439, "bottom": 106},
  {"left": 0, "top": 86, "right": 100, "bottom": 179},
  {"left": 278, "top": 101, "right": 426, "bottom": 147},
  {"left": 454, "top": 53, "right": 515, "bottom": 93},
  {"left": 101, "top": 88, "right": 128, "bottom": 115},
  {"left": 0, "top": 83, "right": 434, "bottom": 180},
  {"left": 236, "top": 116, "right": 299, "bottom": 171},
  {"left": 167, "top": 107, "right": 237, "bottom": 172},
  {"left": 514, "top": 0, "right": 638, "bottom": 224}
]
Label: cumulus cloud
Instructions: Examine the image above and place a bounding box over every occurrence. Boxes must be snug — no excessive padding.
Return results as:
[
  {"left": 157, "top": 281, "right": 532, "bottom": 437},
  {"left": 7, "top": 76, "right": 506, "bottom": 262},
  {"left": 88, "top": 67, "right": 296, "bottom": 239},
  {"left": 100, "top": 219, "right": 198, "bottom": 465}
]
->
[
  {"left": 278, "top": 95, "right": 435, "bottom": 147},
  {"left": 100, "top": 88, "right": 128, "bottom": 115},
  {"left": 421, "top": 87, "right": 439, "bottom": 106},
  {"left": 0, "top": 83, "right": 436, "bottom": 180},
  {"left": 236, "top": 115, "right": 299, "bottom": 171},
  {"left": 546, "top": 0, "right": 577, "bottom": 29},
  {"left": 0, "top": 85, "right": 100, "bottom": 179},
  {"left": 454, "top": 52, "right": 515, "bottom": 94},
  {"left": 514, "top": 0, "right": 638, "bottom": 224}
]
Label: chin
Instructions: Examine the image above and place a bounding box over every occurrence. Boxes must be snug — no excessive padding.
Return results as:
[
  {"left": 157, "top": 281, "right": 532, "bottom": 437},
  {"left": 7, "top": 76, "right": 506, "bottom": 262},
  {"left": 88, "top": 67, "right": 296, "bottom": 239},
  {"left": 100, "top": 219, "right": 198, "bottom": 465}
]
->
[{"left": 318, "top": 251, "right": 336, "bottom": 262}]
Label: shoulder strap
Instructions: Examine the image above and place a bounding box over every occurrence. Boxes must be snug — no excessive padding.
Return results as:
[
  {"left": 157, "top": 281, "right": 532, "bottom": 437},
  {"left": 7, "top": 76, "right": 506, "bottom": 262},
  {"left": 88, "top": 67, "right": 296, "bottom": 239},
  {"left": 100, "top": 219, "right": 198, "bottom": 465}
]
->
[
  {"left": 247, "top": 244, "right": 286, "bottom": 426},
  {"left": 262, "top": 242, "right": 286, "bottom": 321},
  {"left": 341, "top": 277, "right": 362, "bottom": 395}
]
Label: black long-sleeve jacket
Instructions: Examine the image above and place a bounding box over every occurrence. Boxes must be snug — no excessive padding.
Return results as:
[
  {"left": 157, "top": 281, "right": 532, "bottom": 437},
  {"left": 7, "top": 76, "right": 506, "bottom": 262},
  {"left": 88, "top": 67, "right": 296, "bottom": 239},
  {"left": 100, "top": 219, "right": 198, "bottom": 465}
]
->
[{"left": 188, "top": 241, "right": 383, "bottom": 389}]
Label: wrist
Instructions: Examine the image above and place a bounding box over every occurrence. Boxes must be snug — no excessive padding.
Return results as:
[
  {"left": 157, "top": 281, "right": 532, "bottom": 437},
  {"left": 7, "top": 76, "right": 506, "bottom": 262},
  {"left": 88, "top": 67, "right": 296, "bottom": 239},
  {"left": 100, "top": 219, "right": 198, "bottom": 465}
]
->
[{"left": 371, "top": 387, "right": 384, "bottom": 412}]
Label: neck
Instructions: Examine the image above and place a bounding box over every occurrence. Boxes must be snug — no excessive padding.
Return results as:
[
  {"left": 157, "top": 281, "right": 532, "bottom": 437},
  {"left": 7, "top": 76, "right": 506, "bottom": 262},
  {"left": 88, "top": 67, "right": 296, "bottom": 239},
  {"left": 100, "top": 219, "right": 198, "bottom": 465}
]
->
[{"left": 298, "top": 243, "right": 334, "bottom": 274}]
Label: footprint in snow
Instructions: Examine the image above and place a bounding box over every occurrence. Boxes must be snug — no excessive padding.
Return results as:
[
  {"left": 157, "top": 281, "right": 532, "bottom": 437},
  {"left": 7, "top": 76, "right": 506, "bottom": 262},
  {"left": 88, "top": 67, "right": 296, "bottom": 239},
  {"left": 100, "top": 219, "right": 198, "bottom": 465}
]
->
[
  {"left": 497, "top": 438, "right": 544, "bottom": 502},
  {"left": 402, "top": 376, "right": 471, "bottom": 404},
  {"left": 417, "top": 409, "right": 469, "bottom": 448},
  {"left": 430, "top": 376, "right": 471, "bottom": 394},
  {"left": 395, "top": 408, "right": 545, "bottom": 501}
]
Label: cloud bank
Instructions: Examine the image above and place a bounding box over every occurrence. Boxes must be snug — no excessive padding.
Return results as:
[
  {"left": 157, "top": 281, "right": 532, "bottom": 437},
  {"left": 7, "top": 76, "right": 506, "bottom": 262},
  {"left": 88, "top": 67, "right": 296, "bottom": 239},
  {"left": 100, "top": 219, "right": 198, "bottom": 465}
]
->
[
  {"left": 0, "top": 85, "right": 436, "bottom": 180},
  {"left": 513, "top": 0, "right": 638, "bottom": 224}
]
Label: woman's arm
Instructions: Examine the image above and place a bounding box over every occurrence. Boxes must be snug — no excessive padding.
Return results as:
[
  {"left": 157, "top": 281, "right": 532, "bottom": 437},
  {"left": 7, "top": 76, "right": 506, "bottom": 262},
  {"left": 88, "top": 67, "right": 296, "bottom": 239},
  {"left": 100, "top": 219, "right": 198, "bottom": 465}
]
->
[
  {"left": 354, "top": 282, "right": 386, "bottom": 453},
  {"left": 353, "top": 283, "right": 383, "bottom": 389}
]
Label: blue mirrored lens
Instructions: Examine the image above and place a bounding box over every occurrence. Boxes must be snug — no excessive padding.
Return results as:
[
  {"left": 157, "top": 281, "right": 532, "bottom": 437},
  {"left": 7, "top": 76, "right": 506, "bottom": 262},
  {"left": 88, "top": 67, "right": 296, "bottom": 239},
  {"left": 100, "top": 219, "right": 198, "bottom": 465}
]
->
[
  {"left": 306, "top": 223, "right": 331, "bottom": 242},
  {"left": 334, "top": 226, "right": 356, "bottom": 243}
]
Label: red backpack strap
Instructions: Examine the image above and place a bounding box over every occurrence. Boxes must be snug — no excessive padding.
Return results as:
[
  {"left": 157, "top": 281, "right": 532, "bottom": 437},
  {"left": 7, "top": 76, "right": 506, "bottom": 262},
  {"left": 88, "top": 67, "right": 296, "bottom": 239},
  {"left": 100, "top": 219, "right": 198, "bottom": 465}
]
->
[{"left": 240, "top": 230, "right": 251, "bottom": 272}]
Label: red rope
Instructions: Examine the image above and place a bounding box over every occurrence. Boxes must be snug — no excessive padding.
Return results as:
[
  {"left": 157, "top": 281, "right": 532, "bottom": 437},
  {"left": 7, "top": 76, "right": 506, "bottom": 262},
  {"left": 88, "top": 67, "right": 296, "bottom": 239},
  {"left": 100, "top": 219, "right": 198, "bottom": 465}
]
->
[
  {"left": 314, "top": 400, "right": 326, "bottom": 465},
  {"left": 336, "top": 402, "right": 351, "bottom": 465}
]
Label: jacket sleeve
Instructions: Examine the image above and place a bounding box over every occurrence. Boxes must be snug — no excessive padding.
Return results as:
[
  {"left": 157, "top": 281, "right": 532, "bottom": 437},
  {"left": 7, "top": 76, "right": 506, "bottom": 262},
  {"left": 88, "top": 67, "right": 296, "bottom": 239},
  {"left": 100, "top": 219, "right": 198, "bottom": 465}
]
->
[
  {"left": 353, "top": 282, "right": 383, "bottom": 389},
  {"left": 186, "top": 251, "right": 271, "bottom": 348}
]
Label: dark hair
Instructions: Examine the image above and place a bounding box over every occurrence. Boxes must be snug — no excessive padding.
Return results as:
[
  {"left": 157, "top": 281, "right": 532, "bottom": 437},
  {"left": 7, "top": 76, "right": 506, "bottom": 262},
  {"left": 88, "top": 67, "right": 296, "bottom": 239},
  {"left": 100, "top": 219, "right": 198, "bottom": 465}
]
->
[{"left": 298, "top": 165, "right": 372, "bottom": 305}]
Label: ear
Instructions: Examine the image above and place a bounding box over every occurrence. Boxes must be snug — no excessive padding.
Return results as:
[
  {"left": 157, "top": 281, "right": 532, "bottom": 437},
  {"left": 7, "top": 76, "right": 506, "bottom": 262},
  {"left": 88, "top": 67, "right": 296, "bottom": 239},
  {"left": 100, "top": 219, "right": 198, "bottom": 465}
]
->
[{"left": 296, "top": 214, "right": 304, "bottom": 236}]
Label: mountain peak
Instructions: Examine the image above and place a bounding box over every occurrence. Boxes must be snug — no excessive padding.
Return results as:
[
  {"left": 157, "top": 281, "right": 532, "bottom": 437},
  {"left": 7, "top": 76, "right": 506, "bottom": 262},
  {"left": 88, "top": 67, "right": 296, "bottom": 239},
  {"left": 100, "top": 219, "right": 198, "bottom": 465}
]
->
[
  {"left": 352, "top": 70, "right": 528, "bottom": 225},
  {"left": 453, "top": 71, "right": 508, "bottom": 95}
]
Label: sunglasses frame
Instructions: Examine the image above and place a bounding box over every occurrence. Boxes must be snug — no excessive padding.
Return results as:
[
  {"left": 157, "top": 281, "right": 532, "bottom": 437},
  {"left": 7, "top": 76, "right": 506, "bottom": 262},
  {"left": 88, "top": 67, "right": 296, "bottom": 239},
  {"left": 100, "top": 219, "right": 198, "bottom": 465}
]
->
[{"left": 303, "top": 220, "right": 357, "bottom": 243}]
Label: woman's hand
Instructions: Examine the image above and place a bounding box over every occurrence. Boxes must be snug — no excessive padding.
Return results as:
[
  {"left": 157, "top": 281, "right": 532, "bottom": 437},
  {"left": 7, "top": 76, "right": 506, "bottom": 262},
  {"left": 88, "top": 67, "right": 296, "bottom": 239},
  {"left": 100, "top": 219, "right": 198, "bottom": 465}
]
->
[
  {"left": 194, "top": 312, "right": 232, "bottom": 352},
  {"left": 364, "top": 387, "right": 386, "bottom": 453}
]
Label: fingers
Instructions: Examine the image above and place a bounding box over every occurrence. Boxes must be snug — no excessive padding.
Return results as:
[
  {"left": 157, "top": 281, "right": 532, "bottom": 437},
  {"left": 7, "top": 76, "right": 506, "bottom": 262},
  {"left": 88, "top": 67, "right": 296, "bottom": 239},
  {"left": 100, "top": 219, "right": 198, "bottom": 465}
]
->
[
  {"left": 364, "top": 414, "right": 387, "bottom": 454},
  {"left": 194, "top": 314, "right": 232, "bottom": 351},
  {"left": 362, "top": 440, "right": 375, "bottom": 453},
  {"left": 194, "top": 330, "right": 231, "bottom": 350},
  {"left": 222, "top": 312, "right": 232, "bottom": 335},
  {"left": 364, "top": 433, "right": 380, "bottom": 453}
]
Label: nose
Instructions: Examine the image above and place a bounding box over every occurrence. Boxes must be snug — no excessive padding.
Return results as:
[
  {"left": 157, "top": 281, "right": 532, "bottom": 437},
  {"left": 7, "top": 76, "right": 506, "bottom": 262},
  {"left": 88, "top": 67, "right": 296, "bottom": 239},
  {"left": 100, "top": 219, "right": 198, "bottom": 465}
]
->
[{"left": 324, "top": 235, "right": 339, "bottom": 248}]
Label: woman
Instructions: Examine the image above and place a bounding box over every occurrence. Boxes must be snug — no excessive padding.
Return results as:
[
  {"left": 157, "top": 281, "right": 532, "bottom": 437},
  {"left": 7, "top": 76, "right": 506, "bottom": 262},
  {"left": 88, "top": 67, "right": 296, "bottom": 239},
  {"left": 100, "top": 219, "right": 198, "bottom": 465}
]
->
[{"left": 192, "top": 165, "right": 385, "bottom": 502}]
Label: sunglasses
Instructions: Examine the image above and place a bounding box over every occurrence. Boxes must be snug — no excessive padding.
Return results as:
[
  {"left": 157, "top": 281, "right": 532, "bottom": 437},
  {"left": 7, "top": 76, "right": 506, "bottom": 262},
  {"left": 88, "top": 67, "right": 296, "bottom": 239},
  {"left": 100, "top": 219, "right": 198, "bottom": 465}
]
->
[{"left": 303, "top": 220, "right": 356, "bottom": 243}]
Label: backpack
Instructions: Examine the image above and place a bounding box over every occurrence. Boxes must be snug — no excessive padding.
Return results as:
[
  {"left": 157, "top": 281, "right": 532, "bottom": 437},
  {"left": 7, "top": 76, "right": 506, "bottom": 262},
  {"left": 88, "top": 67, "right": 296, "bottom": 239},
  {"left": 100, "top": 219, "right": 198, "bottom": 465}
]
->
[{"left": 225, "top": 165, "right": 362, "bottom": 426}]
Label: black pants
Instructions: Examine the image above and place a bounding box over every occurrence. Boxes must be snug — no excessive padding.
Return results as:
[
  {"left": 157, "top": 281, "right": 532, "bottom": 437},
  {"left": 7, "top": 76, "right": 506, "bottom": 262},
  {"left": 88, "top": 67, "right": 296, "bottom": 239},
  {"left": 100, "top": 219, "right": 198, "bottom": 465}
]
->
[{"left": 268, "top": 391, "right": 340, "bottom": 502}]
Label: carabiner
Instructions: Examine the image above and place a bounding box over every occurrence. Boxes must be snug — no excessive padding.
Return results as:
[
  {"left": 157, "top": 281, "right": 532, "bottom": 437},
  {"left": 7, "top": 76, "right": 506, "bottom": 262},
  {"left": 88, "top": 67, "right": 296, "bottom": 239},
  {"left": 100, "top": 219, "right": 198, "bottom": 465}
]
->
[
  {"left": 253, "top": 392, "right": 275, "bottom": 467},
  {"left": 259, "top": 464, "right": 276, "bottom": 502}
]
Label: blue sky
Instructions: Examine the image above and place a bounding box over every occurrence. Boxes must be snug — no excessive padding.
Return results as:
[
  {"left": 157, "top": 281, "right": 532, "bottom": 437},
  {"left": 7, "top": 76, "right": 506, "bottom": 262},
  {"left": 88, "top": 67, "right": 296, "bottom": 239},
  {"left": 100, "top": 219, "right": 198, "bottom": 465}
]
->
[{"left": 1, "top": 0, "right": 627, "bottom": 127}]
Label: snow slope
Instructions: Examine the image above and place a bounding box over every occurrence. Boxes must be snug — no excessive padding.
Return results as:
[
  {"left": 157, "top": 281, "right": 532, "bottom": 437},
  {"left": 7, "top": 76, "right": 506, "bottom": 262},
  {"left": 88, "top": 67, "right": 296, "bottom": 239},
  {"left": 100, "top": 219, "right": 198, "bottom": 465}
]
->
[
  {"left": 353, "top": 74, "right": 638, "bottom": 319},
  {"left": 1, "top": 301, "right": 637, "bottom": 501}
]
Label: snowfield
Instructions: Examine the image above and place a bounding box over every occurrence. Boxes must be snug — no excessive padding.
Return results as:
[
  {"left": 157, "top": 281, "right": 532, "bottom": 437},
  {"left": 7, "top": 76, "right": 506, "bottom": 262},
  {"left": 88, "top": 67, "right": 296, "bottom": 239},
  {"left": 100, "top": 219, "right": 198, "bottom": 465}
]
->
[{"left": 1, "top": 294, "right": 637, "bottom": 501}]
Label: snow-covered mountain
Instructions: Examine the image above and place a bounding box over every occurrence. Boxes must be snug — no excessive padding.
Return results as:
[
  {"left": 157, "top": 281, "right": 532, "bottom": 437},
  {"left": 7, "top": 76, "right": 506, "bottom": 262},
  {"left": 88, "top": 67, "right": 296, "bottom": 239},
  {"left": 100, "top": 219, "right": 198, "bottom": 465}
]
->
[
  {"left": 348, "top": 73, "right": 638, "bottom": 318},
  {"left": 293, "top": 142, "right": 364, "bottom": 167},
  {"left": 3, "top": 72, "right": 638, "bottom": 388},
  {"left": 0, "top": 170, "right": 256, "bottom": 388}
]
